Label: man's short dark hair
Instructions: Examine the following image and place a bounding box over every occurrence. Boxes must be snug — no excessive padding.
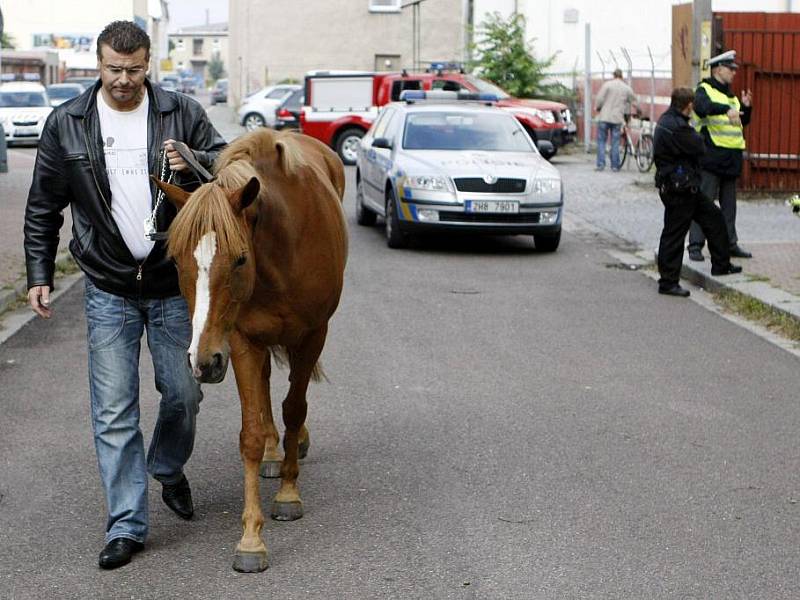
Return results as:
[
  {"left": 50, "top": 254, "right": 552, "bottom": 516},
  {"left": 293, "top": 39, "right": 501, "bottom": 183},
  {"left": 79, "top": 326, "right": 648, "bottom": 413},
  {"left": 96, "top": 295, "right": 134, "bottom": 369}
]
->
[
  {"left": 613, "top": 69, "right": 623, "bottom": 79},
  {"left": 96, "top": 21, "right": 150, "bottom": 61},
  {"left": 670, "top": 87, "right": 695, "bottom": 111}
]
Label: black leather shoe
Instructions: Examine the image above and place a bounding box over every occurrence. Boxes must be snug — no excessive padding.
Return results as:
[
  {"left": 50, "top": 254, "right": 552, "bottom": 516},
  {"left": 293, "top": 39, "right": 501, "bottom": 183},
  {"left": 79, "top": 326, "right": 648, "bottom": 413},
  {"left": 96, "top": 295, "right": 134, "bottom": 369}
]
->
[
  {"left": 711, "top": 263, "right": 743, "bottom": 276},
  {"left": 688, "top": 249, "right": 704, "bottom": 262},
  {"left": 162, "top": 474, "right": 194, "bottom": 520},
  {"left": 729, "top": 245, "right": 753, "bottom": 258},
  {"left": 98, "top": 538, "right": 143, "bottom": 570},
  {"left": 658, "top": 284, "right": 690, "bottom": 297}
]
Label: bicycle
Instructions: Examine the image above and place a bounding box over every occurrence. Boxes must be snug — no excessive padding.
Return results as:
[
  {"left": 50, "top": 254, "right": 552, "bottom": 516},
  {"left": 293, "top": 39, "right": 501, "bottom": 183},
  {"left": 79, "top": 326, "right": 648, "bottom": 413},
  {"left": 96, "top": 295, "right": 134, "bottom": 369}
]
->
[{"left": 603, "top": 115, "right": 654, "bottom": 172}]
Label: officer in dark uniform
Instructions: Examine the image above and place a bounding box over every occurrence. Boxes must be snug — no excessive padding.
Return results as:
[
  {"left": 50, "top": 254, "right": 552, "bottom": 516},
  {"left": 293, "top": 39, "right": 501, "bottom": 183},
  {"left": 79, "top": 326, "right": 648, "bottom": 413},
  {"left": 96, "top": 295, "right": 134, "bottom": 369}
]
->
[{"left": 653, "top": 87, "right": 742, "bottom": 297}]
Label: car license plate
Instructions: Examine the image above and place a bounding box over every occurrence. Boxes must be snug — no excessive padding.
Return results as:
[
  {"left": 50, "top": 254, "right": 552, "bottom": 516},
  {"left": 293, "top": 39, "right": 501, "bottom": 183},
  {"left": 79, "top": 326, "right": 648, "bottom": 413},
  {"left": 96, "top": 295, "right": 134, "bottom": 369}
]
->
[
  {"left": 464, "top": 200, "right": 519, "bottom": 213},
  {"left": 15, "top": 126, "right": 38, "bottom": 136}
]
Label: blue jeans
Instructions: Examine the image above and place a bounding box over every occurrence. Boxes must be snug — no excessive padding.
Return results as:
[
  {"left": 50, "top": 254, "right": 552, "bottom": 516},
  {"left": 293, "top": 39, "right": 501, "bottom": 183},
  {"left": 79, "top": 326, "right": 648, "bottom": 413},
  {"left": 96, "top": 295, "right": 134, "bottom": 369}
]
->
[
  {"left": 596, "top": 121, "right": 621, "bottom": 169},
  {"left": 84, "top": 279, "right": 202, "bottom": 544}
]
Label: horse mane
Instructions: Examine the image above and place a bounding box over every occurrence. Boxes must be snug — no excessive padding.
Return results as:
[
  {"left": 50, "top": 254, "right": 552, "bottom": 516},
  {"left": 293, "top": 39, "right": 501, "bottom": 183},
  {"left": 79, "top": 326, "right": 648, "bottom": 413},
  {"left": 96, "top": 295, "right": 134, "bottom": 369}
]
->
[
  {"left": 167, "top": 182, "right": 251, "bottom": 261},
  {"left": 216, "top": 128, "right": 306, "bottom": 178},
  {"left": 168, "top": 129, "right": 306, "bottom": 261}
]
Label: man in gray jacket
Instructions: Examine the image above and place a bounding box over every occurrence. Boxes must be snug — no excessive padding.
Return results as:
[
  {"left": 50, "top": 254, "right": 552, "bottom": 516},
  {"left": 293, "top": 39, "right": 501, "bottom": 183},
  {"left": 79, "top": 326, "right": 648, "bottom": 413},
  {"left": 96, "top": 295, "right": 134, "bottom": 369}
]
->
[{"left": 595, "top": 69, "right": 637, "bottom": 171}]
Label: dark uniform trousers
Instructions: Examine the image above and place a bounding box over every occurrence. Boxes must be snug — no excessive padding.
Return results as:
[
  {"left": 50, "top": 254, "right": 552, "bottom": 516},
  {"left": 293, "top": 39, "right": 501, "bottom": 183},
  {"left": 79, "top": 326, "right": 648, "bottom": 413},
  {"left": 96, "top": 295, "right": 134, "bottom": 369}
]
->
[
  {"left": 687, "top": 171, "right": 738, "bottom": 251},
  {"left": 658, "top": 188, "right": 731, "bottom": 287}
]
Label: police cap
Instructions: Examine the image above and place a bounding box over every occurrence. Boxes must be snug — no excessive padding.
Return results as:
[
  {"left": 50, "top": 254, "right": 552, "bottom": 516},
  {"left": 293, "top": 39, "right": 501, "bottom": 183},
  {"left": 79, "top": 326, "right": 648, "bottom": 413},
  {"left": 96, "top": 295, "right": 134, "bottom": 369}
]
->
[{"left": 708, "top": 50, "right": 738, "bottom": 69}]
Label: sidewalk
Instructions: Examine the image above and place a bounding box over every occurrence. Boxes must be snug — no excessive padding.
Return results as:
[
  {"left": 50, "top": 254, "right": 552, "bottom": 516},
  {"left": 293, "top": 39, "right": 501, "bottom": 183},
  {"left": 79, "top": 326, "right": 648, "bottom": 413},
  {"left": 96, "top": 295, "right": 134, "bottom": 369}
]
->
[{"left": 557, "top": 148, "right": 800, "bottom": 324}]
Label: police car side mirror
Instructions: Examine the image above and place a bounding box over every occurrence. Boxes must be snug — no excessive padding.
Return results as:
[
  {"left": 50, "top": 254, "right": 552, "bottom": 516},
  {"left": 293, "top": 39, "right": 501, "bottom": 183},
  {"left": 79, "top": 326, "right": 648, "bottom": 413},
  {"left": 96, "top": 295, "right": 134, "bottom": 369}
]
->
[
  {"left": 536, "top": 140, "right": 555, "bottom": 156},
  {"left": 373, "top": 137, "right": 393, "bottom": 150}
]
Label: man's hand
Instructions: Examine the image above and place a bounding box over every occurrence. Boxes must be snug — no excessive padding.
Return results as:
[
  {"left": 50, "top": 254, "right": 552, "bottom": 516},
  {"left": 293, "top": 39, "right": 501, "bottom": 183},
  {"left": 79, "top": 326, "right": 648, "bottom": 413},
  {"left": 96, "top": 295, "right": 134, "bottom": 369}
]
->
[
  {"left": 727, "top": 108, "right": 742, "bottom": 126},
  {"left": 164, "top": 139, "right": 190, "bottom": 172},
  {"left": 741, "top": 89, "right": 753, "bottom": 107},
  {"left": 28, "top": 285, "right": 52, "bottom": 319}
]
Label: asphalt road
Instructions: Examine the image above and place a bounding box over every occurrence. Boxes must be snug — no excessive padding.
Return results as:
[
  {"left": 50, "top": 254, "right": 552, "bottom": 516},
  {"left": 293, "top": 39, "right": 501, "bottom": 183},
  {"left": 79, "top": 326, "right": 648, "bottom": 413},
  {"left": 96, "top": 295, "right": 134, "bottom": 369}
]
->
[{"left": 2, "top": 96, "right": 800, "bottom": 598}]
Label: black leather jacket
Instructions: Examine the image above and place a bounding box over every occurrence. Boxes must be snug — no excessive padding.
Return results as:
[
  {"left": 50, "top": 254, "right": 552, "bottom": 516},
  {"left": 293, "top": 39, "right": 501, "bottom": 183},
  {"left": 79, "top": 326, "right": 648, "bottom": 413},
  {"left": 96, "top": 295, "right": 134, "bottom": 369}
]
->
[
  {"left": 653, "top": 106, "right": 705, "bottom": 193},
  {"left": 24, "top": 80, "right": 226, "bottom": 299}
]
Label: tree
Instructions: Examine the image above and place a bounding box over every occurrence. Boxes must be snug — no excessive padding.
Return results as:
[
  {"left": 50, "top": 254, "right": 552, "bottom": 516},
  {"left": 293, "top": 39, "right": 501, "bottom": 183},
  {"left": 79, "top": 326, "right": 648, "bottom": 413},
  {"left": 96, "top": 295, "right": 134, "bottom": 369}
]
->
[
  {"left": 1, "top": 33, "right": 16, "bottom": 50},
  {"left": 207, "top": 52, "right": 225, "bottom": 82},
  {"left": 469, "top": 12, "right": 556, "bottom": 99}
]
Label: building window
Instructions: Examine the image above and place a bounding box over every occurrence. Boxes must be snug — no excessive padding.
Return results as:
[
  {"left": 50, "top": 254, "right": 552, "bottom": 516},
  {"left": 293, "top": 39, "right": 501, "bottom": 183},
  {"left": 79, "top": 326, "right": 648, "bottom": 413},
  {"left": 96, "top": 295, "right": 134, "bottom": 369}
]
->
[
  {"left": 369, "top": 0, "right": 401, "bottom": 13},
  {"left": 176, "top": 38, "right": 184, "bottom": 50},
  {"left": 213, "top": 38, "right": 220, "bottom": 48},
  {"left": 193, "top": 38, "right": 204, "bottom": 56}
]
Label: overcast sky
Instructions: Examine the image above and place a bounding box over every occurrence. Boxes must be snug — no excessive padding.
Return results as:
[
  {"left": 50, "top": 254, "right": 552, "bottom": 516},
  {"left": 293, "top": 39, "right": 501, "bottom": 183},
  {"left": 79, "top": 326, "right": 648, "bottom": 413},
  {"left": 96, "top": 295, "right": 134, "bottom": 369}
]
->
[{"left": 167, "top": 0, "right": 228, "bottom": 32}]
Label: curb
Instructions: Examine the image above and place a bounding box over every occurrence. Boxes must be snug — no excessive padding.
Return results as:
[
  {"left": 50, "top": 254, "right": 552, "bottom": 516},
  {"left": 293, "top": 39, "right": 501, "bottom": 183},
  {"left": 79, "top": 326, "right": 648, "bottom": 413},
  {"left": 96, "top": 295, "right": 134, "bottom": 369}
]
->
[
  {"left": 660, "top": 250, "right": 800, "bottom": 323},
  {"left": 0, "top": 250, "right": 76, "bottom": 317}
]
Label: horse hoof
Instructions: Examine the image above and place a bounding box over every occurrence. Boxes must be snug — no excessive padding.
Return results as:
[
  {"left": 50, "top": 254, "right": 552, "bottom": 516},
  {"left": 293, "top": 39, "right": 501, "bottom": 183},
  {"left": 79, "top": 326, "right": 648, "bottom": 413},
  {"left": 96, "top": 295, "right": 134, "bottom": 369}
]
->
[
  {"left": 271, "top": 500, "right": 303, "bottom": 521},
  {"left": 259, "top": 460, "right": 281, "bottom": 479},
  {"left": 298, "top": 436, "right": 310, "bottom": 460},
  {"left": 232, "top": 550, "right": 268, "bottom": 573}
]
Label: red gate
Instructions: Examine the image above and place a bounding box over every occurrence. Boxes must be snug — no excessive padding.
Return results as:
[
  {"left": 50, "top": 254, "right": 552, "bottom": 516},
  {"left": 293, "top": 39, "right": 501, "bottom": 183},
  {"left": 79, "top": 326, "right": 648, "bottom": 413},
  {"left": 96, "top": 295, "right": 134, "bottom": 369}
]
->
[{"left": 715, "top": 12, "right": 800, "bottom": 192}]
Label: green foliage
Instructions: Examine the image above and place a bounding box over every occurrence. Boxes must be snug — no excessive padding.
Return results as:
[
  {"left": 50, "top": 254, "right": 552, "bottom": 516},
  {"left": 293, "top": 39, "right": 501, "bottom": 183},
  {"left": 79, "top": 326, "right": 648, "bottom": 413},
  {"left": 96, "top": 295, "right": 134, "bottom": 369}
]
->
[
  {"left": 207, "top": 53, "right": 225, "bottom": 82},
  {"left": 1, "top": 33, "right": 16, "bottom": 50},
  {"left": 469, "top": 12, "right": 557, "bottom": 99}
]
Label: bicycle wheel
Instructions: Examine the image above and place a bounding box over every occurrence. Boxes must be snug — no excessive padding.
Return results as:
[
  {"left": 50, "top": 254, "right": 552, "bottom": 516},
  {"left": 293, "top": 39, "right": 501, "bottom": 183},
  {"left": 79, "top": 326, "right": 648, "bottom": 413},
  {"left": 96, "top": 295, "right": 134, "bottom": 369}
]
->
[
  {"left": 636, "top": 134, "right": 654, "bottom": 172},
  {"left": 619, "top": 129, "right": 629, "bottom": 168}
]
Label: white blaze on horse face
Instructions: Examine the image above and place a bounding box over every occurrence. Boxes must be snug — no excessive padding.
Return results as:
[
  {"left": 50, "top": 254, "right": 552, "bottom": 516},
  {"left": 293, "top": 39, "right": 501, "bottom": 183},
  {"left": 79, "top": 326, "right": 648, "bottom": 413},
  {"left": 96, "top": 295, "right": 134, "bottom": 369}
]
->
[{"left": 189, "top": 232, "right": 217, "bottom": 374}]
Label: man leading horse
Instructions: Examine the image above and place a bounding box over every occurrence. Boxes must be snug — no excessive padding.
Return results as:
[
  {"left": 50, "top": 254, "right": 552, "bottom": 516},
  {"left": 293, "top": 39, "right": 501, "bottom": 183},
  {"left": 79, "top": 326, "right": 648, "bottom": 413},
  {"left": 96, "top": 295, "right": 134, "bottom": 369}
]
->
[{"left": 23, "top": 21, "right": 226, "bottom": 569}]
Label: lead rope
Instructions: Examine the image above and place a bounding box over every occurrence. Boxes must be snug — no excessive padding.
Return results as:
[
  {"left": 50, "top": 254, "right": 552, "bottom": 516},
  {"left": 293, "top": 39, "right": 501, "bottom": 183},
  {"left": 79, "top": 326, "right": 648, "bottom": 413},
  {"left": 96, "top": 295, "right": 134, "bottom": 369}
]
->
[{"left": 145, "top": 148, "right": 174, "bottom": 241}]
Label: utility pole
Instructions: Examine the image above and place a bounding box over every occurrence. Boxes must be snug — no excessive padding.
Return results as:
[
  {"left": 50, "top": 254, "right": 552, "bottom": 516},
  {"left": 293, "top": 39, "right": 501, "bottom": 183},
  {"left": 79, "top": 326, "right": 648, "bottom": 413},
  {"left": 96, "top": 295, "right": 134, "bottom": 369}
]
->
[
  {"left": 692, "top": 0, "right": 712, "bottom": 85},
  {"left": 584, "top": 23, "right": 592, "bottom": 152},
  {"left": 402, "top": 0, "right": 427, "bottom": 71}
]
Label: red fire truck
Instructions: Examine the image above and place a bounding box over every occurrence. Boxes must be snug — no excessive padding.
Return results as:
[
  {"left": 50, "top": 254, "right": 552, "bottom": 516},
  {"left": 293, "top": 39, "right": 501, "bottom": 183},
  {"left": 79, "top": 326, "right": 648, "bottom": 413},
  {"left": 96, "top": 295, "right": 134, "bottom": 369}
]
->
[{"left": 300, "top": 70, "right": 575, "bottom": 165}]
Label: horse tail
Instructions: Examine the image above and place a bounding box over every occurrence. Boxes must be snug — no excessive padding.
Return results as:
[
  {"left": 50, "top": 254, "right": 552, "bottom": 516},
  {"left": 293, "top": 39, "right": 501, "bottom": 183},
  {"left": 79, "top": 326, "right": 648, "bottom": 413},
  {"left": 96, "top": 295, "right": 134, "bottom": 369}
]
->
[{"left": 269, "top": 346, "right": 328, "bottom": 383}]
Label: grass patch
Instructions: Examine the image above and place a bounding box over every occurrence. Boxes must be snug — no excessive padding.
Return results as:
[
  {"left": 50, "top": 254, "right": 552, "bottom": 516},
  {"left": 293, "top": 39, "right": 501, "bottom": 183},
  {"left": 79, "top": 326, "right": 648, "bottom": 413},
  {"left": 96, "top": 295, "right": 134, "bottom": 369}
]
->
[
  {"left": 54, "top": 255, "right": 79, "bottom": 277},
  {"left": 746, "top": 274, "right": 771, "bottom": 283},
  {"left": 715, "top": 288, "right": 800, "bottom": 342}
]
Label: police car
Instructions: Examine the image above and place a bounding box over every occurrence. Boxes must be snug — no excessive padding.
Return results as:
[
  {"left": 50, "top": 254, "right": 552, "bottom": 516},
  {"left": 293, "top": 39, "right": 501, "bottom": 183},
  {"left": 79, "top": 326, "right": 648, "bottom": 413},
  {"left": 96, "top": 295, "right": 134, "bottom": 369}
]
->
[
  {"left": 355, "top": 91, "right": 563, "bottom": 250},
  {"left": 0, "top": 82, "right": 53, "bottom": 145}
]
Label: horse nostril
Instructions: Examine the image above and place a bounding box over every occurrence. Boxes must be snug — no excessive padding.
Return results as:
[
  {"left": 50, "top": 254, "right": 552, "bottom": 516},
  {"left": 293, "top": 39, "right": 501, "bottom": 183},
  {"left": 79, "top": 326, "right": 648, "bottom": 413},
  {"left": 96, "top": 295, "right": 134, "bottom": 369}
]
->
[{"left": 212, "top": 352, "right": 223, "bottom": 371}]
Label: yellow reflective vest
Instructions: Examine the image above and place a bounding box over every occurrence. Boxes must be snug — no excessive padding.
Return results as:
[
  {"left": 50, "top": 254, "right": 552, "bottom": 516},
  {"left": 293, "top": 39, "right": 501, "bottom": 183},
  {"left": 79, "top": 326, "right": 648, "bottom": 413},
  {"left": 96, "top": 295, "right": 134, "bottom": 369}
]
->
[{"left": 692, "top": 82, "right": 746, "bottom": 150}]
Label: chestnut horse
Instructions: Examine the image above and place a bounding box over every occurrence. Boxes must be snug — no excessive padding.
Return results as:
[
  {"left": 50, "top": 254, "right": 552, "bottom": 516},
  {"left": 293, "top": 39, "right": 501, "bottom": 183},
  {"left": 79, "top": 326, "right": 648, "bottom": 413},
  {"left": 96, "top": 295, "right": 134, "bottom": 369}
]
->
[{"left": 154, "top": 129, "right": 347, "bottom": 572}]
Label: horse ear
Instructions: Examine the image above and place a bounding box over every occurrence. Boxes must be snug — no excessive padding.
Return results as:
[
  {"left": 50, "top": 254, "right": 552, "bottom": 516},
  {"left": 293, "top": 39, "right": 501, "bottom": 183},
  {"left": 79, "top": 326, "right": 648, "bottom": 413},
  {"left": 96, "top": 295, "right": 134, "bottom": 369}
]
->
[
  {"left": 230, "top": 177, "right": 261, "bottom": 213},
  {"left": 151, "top": 176, "right": 191, "bottom": 210}
]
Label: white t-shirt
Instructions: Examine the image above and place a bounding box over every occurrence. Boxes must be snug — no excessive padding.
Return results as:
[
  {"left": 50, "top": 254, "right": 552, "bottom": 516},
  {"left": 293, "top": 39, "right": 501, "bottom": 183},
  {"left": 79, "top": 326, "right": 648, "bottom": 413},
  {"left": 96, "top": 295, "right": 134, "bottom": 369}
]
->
[{"left": 97, "top": 90, "right": 154, "bottom": 261}]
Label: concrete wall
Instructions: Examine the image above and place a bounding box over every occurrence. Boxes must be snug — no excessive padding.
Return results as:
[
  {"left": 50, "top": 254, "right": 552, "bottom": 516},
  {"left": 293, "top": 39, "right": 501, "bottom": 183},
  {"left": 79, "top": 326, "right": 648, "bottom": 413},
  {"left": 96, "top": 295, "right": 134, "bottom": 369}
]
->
[{"left": 228, "top": 0, "right": 465, "bottom": 106}]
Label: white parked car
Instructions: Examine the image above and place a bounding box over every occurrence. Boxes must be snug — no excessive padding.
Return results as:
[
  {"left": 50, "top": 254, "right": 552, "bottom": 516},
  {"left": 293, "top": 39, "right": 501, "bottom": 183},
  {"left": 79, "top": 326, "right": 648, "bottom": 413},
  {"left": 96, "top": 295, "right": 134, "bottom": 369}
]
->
[
  {"left": 237, "top": 84, "right": 301, "bottom": 130},
  {"left": 0, "top": 82, "right": 53, "bottom": 145}
]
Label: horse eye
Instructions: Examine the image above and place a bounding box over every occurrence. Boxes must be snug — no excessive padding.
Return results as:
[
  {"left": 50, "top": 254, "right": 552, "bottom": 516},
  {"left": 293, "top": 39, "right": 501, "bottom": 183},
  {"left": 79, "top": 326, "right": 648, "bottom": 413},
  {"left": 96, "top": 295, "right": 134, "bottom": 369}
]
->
[{"left": 234, "top": 255, "right": 247, "bottom": 267}]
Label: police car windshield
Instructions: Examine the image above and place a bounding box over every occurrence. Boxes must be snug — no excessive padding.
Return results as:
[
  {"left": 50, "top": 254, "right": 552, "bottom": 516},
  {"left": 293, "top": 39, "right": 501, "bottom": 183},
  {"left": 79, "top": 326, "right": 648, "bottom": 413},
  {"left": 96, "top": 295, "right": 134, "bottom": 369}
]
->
[
  {"left": 402, "top": 112, "right": 534, "bottom": 152},
  {"left": 0, "top": 92, "right": 49, "bottom": 107}
]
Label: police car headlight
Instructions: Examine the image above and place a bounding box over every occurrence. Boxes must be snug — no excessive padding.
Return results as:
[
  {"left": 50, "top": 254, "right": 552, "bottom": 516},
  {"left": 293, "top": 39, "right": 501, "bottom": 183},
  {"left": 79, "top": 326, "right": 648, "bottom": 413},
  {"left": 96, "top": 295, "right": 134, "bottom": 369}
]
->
[
  {"left": 531, "top": 178, "right": 561, "bottom": 194},
  {"left": 402, "top": 175, "right": 453, "bottom": 192},
  {"left": 539, "top": 210, "right": 559, "bottom": 224}
]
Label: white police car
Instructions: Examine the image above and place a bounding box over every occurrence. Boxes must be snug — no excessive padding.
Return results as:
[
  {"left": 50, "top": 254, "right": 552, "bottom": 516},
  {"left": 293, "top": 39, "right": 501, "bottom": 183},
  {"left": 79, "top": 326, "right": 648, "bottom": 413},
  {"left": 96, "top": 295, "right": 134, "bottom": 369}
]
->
[
  {"left": 355, "top": 91, "right": 563, "bottom": 250},
  {"left": 0, "top": 82, "right": 53, "bottom": 145}
]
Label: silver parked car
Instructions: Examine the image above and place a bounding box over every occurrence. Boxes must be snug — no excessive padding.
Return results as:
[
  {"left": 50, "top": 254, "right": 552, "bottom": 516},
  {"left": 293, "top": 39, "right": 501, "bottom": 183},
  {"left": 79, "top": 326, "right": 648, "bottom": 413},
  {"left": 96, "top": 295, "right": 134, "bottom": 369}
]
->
[{"left": 355, "top": 92, "right": 563, "bottom": 250}]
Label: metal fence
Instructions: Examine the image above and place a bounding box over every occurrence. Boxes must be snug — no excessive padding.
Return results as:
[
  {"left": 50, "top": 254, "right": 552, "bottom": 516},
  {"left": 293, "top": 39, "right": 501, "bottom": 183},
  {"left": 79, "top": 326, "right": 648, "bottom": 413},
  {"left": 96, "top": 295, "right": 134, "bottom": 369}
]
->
[{"left": 718, "top": 12, "right": 800, "bottom": 191}]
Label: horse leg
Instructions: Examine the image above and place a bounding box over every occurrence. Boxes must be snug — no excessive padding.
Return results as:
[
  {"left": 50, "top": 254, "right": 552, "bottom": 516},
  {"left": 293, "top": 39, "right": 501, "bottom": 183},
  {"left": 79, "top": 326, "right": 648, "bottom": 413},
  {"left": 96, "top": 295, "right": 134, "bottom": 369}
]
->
[
  {"left": 258, "top": 356, "right": 283, "bottom": 479},
  {"left": 230, "top": 332, "right": 269, "bottom": 572},
  {"left": 271, "top": 325, "right": 327, "bottom": 522}
]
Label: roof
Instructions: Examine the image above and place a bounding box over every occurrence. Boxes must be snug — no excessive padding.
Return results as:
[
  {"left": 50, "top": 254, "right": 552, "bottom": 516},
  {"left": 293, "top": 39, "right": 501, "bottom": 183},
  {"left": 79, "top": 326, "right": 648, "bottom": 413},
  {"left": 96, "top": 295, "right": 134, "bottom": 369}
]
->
[
  {"left": 171, "top": 22, "right": 228, "bottom": 35},
  {"left": 0, "top": 82, "right": 46, "bottom": 91}
]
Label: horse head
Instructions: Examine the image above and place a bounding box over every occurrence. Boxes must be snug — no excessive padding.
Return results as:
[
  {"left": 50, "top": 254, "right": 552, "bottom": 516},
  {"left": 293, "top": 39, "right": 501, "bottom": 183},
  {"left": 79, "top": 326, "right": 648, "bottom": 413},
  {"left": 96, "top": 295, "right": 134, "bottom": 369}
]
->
[{"left": 154, "top": 175, "right": 261, "bottom": 383}]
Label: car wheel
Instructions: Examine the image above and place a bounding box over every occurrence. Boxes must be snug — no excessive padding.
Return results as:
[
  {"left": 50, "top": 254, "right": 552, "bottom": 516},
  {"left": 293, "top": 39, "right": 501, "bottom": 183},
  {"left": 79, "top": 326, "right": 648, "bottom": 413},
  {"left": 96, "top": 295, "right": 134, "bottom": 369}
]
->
[
  {"left": 335, "top": 128, "right": 364, "bottom": 165},
  {"left": 533, "top": 230, "right": 561, "bottom": 252},
  {"left": 356, "top": 177, "right": 377, "bottom": 226},
  {"left": 385, "top": 188, "right": 407, "bottom": 248},
  {"left": 244, "top": 113, "right": 266, "bottom": 131}
]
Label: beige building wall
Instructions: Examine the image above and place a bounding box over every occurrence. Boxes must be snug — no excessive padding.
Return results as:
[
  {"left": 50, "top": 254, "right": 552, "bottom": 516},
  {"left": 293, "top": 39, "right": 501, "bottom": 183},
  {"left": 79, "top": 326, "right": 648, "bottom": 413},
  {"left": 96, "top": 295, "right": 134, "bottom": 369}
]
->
[
  {"left": 229, "top": 0, "right": 466, "bottom": 106},
  {"left": 168, "top": 27, "right": 229, "bottom": 84}
]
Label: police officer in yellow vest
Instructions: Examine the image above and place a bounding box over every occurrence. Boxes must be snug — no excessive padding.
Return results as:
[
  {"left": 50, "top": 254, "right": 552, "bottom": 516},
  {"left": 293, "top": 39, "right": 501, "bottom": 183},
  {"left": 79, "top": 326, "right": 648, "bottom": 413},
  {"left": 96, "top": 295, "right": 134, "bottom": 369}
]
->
[{"left": 687, "top": 50, "right": 753, "bottom": 261}]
